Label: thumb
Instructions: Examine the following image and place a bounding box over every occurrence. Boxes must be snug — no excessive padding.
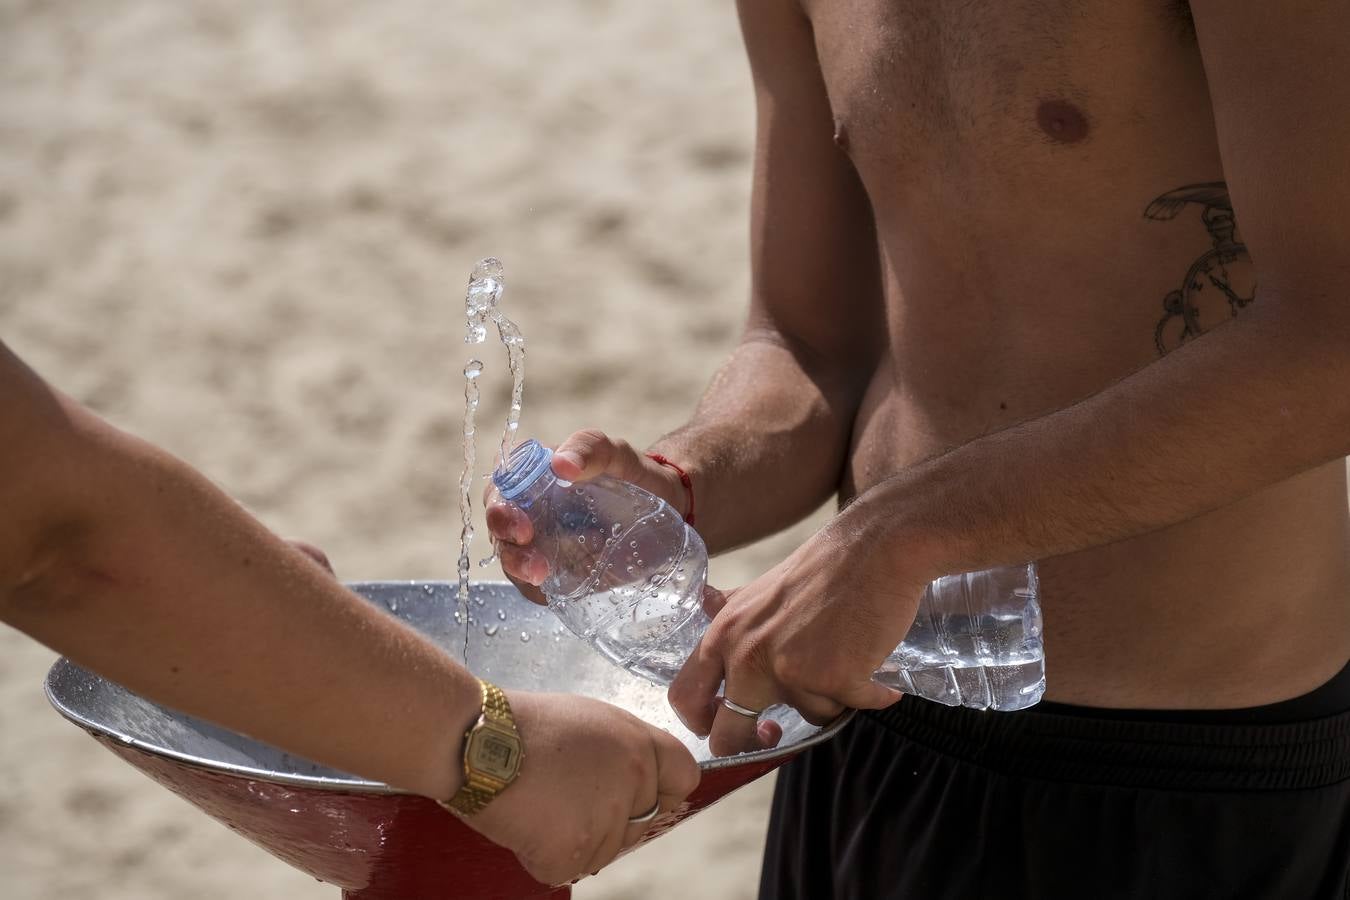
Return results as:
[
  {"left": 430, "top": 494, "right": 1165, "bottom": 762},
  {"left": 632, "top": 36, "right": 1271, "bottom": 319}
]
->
[{"left": 553, "top": 429, "right": 650, "bottom": 485}]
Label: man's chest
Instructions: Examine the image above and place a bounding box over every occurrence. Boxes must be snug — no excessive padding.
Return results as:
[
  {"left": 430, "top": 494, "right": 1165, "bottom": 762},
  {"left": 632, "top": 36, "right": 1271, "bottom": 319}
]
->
[{"left": 801, "top": 0, "right": 1210, "bottom": 190}]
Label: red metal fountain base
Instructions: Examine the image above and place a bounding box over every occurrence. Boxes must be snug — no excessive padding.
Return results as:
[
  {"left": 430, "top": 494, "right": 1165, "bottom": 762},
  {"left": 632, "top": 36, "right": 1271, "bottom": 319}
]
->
[{"left": 100, "top": 737, "right": 780, "bottom": 900}]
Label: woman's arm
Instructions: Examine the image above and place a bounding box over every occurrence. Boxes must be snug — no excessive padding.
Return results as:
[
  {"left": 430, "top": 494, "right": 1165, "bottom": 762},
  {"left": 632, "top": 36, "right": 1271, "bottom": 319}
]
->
[{"left": 0, "top": 341, "right": 698, "bottom": 885}]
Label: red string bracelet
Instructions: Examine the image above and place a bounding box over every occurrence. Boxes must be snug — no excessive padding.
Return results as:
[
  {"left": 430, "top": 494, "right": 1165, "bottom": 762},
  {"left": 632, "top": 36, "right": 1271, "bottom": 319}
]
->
[{"left": 646, "top": 453, "right": 696, "bottom": 526}]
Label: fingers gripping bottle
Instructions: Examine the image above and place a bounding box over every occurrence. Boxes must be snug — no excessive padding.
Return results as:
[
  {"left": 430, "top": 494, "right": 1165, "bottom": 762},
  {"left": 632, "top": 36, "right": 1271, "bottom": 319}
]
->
[
  {"left": 494, "top": 439, "right": 1046, "bottom": 710},
  {"left": 493, "top": 440, "right": 710, "bottom": 685}
]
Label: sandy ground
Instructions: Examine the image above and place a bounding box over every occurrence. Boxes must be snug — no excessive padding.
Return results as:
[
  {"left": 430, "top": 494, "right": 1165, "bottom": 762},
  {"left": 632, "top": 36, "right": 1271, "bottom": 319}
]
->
[{"left": 0, "top": 1, "right": 835, "bottom": 897}]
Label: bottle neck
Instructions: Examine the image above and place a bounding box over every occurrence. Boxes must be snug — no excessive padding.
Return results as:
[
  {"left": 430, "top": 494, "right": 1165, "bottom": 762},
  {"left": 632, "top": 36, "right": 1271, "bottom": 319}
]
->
[{"left": 492, "top": 439, "right": 560, "bottom": 509}]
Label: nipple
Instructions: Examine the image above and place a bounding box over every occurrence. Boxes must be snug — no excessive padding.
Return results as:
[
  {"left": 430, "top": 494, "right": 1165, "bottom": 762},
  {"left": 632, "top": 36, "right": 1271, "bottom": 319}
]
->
[{"left": 1036, "top": 99, "right": 1089, "bottom": 144}]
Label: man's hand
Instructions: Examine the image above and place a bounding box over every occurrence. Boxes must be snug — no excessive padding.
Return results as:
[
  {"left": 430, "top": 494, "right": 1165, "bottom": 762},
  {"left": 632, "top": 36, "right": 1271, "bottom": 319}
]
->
[
  {"left": 486, "top": 429, "right": 687, "bottom": 604},
  {"left": 468, "top": 691, "right": 700, "bottom": 886},
  {"left": 668, "top": 513, "right": 913, "bottom": 757}
]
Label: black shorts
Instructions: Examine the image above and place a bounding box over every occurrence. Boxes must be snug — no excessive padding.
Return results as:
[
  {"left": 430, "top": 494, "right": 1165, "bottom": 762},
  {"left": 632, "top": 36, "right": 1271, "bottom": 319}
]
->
[{"left": 760, "top": 659, "right": 1350, "bottom": 900}]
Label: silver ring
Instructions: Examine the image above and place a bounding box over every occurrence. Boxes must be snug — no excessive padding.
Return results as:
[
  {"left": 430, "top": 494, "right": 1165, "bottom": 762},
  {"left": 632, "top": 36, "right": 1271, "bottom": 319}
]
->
[
  {"left": 719, "top": 695, "right": 763, "bottom": 719},
  {"left": 627, "top": 799, "right": 661, "bottom": 824}
]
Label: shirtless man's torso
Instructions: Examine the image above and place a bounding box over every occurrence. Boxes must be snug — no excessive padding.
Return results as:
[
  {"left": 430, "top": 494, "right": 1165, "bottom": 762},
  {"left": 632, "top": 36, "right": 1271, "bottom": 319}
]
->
[{"left": 804, "top": 0, "right": 1350, "bottom": 708}]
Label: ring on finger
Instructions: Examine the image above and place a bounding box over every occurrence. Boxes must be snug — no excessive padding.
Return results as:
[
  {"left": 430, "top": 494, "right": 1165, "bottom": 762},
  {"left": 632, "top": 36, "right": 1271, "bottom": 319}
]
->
[
  {"left": 627, "top": 799, "right": 661, "bottom": 824},
  {"left": 719, "top": 695, "right": 763, "bottom": 719}
]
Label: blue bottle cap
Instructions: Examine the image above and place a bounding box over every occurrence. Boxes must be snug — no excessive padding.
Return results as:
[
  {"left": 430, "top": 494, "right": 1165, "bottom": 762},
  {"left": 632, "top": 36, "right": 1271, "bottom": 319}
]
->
[{"left": 493, "top": 439, "right": 555, "bottom": 501}]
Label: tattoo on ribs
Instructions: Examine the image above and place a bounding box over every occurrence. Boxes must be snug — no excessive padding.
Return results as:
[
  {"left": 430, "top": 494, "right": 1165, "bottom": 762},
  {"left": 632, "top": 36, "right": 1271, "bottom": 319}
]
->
[{"left": 1144, "top": 182, "right": 1256, "bottom": 356}]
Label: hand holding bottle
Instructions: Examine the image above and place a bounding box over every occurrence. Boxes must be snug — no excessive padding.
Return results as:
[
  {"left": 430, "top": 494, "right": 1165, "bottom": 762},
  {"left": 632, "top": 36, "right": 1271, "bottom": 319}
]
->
[
  {"left": 487, "top": 429, "right": 689, "bottom": 601},
  {"left": 668, "top": 511, "right": 915, "bottom": 757}
]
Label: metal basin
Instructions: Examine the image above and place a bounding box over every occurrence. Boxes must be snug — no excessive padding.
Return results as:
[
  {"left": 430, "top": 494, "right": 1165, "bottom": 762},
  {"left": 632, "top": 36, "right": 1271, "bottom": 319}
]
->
[{"left": 46, "top": 581, "right": 851, "bottom": 899}]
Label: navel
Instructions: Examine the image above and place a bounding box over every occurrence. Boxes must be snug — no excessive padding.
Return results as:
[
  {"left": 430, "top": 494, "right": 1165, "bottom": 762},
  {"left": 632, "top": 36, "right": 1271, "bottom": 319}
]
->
[
  {"left": 833, "top": 120, "right": 851, "bottom": 153},
  {"left": 1035, "top": 99, "right": 1089, "bottom": 144}
]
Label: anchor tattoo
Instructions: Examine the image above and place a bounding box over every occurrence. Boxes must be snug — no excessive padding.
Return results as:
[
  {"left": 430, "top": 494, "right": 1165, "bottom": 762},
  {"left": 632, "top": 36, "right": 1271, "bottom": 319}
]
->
[{"left": 1144, "top": 182, "right": 1257, "bottom": 356}]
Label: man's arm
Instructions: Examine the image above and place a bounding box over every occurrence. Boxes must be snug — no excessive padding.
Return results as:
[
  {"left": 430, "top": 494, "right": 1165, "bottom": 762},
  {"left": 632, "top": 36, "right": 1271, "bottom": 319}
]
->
[
  {"left": 669, "top": 2, "right": 1350, "bottom": 753},
  {"left": 489, "top": 0, "right": 882, "bottom": 594},
  {"left": 648, "top": 0, "right": 886, "bottom": 553}
]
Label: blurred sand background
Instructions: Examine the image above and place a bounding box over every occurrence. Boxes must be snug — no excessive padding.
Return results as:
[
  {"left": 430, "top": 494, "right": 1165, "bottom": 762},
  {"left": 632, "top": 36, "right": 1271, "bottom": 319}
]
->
[{"left": 0, "top": 1, "right": 833, "bottom": 897}]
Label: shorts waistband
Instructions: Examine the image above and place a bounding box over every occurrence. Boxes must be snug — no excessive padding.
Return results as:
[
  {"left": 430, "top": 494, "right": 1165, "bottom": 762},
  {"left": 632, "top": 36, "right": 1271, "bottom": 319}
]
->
[{"left": 861, "top": 695, "right": 1350, "bottom": 791}]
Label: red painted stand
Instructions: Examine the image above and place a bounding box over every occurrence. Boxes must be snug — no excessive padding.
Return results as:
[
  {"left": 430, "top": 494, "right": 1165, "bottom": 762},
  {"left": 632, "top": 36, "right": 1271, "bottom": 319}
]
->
[{"left": 100, "top": 737, "right": 781, "bottom": 900}]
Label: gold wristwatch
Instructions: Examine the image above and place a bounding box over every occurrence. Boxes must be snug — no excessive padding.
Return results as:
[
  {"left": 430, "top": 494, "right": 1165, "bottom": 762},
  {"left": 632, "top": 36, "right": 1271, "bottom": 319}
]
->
[{"left": 438, "top": 679, "right": 524, "bottom": 816}]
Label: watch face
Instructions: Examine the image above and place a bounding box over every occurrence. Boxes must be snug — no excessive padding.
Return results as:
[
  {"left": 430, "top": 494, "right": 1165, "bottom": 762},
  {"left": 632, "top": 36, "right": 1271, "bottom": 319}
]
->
[{"left": 468, "top": 725, "right": 522, "bottom": 782}]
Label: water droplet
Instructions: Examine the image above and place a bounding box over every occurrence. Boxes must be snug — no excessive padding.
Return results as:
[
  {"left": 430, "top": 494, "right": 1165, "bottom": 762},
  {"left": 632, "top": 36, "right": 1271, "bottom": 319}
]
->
[
  {"left": 497, "top": 609, "right": 507, "bottom": 621},
  {"left": 626, "top": 565, "right": 636, "bottom": 574},
  {"left": 519, "top": 632, "right": 531, "bottom": 643},
  {"left": 466, "top": 275, "right": 502, "bottom": 310},
  {"left": 630, "top": 541, "right": 638, "bottom": 548},
  {"left": 578, "top": 535, "right": 586, "bottom": 544},
  {"left": 484, "top": 624, "right": 500, "bottom": 637},
  {"left": 463, "top": 360, "right": 484, "bottom": 379},
  {"left": 471, "top": 257, "right": 505, "bottom": 281},
  {"left": 612, "top": 523, "right": 622, "bottom": 534}
]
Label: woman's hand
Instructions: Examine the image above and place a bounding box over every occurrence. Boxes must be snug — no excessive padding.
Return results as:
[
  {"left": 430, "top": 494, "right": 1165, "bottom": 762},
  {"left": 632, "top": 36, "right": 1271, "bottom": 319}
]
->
[
  {"left": 467, "top": 691, "right": 701, "bottom": 886},
  {"left": 486, "top": 429, "right": 688, "bottom": 604}
]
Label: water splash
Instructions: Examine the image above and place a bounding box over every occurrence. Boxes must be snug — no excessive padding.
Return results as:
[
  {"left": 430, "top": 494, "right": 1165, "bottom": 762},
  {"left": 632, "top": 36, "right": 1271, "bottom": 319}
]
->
[
  {"left": 480, "top": 260, "right": 526, "bottom": 571},
  {"left": 456, "top": 257, "right": 528, "bottom": 651},
  {"left": 457, "top": 358, "right": 484, "bottom": 661}
]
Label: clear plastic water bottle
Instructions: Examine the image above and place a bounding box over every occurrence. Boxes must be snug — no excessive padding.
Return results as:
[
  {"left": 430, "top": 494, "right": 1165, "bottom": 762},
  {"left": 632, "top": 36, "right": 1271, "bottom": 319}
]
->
[
  {"left": 495, "top": 439, "right": 1045, "bottom": 710},
  {"left": 493, "top": 439, "right": 709, "bottom": 684},
  {"left": 872, "top": 566, "right": 1045, "bottom": 711}
]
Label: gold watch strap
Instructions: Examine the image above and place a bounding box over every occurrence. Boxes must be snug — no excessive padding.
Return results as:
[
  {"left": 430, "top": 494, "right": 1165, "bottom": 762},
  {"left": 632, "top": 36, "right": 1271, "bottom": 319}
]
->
[
  {"left": 480, "top": 680, "right": 512, "bottom": 727},
  {"left": 444, "top": 779, "right": 497, "bottom": 816},
  {"left": 439, "top": 679, "right": 519, "bottom": 817}
]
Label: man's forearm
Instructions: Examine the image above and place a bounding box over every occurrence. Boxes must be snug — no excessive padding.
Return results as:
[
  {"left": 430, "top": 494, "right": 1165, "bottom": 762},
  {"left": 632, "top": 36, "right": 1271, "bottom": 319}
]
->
[
  {"left": 848, "top": 291, "right": 1350, "bottom": 583},
  {"left": 649, "top": 332, "right": 865, "bottom": 553}
]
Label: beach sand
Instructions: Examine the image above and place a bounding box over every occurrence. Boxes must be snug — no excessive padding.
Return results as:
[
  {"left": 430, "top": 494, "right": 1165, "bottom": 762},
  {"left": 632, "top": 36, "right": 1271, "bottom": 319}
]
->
[{"left": 0, "top": 1, "right": 835, "bottom": 896}]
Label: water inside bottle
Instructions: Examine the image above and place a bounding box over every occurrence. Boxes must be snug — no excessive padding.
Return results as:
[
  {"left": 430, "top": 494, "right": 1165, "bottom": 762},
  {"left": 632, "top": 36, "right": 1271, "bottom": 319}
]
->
[
  {"left": 526, "top": 478, "right": 712, "bottom": 685},
  {"left": 585, "top": 540, "right": 710, "bottom": 684},
  {"left": 873, "top": 609, "right": 1045, "bottom": 711}
]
